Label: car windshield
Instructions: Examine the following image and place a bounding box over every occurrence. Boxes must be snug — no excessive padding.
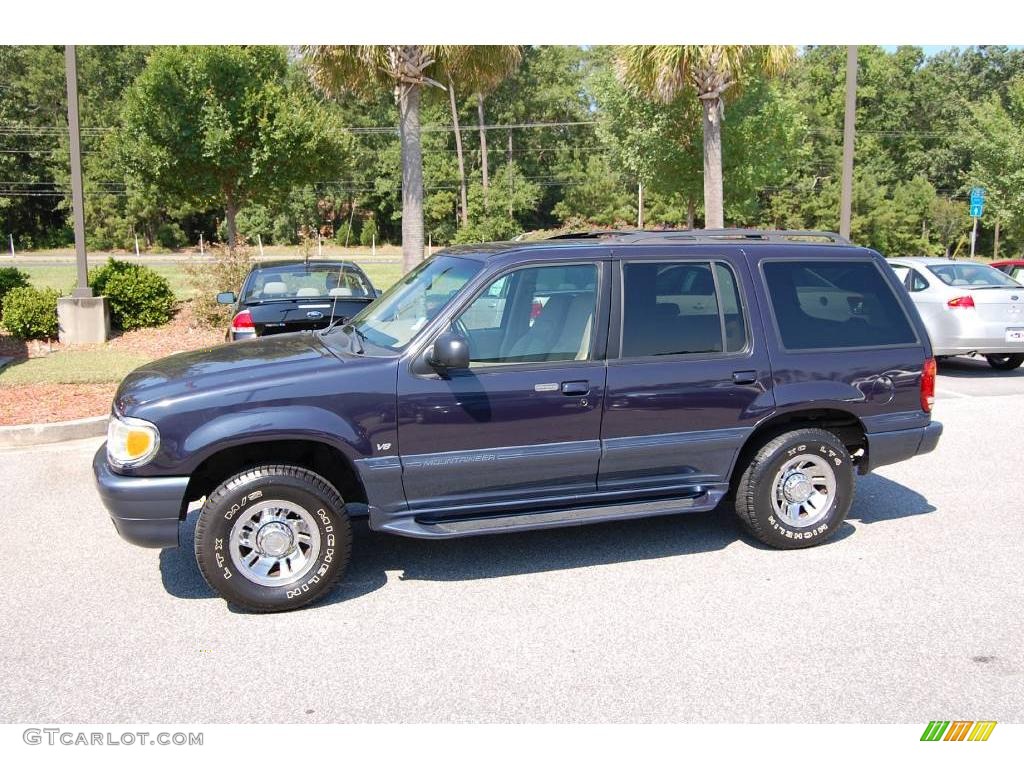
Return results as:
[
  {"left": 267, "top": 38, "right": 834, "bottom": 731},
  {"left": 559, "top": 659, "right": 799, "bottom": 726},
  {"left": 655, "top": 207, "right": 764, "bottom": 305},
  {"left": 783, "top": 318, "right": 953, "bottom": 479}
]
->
[
  {"left": 242, "top": 264, "right": 374, "bottom": 302},
  {"left": 340, "top": 255, "right": 483, "bottom": 350},
  {"left": 927, "top": 263, "right": 1021, "bottom": 288}
]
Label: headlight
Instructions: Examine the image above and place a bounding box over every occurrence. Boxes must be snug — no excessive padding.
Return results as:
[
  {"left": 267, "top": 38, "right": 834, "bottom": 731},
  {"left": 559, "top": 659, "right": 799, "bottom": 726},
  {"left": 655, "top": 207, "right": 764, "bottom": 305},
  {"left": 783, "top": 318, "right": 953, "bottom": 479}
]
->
[{"left": 107, "top": 415, "right": 160, "bottom": 468}]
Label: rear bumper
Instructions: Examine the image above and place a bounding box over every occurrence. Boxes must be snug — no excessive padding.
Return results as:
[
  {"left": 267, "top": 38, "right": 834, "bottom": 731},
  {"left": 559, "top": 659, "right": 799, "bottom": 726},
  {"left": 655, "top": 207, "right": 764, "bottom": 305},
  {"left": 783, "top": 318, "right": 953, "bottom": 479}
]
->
[
  {"left": 863, "top": 421, "right": 942, "bottom": 474},
  {"left": 933, "top": 344, "right": 1024, "bottom": 356},
  {"left": 92, "top": 445, "right": 189, "bottom": 548},
  {"left": 929, "top": 316, "right": 1024, "bottom": 355}
]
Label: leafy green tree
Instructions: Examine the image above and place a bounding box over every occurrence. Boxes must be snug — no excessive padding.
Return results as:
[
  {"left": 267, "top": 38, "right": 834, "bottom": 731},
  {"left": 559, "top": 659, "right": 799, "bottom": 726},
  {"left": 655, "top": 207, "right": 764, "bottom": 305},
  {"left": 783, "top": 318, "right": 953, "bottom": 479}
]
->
[
  {"left": 117, "top": 46, "right": 349, "bottom": 249},
  {"left": 306, "top": 46, "right": 455, "bottom": 271},
  {"left": 553, "top": 154, "right": 633, "bottom": 227},
  {"left": 615, "top": 45, "right": 795, "bottom": 228},
  {"left": 961, "top": 76, "right": 1024, "bottom": 258},
  {"left": 441, "top": 47, "right": 523, "bottom": 226},
  {"left": 930, "top": 197, "right": 969, "bottom": 257}
]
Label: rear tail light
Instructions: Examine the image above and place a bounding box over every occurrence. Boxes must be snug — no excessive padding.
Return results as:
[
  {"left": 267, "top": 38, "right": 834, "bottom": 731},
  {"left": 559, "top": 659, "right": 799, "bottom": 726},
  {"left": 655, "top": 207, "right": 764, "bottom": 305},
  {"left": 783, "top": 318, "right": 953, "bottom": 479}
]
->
[
  {"left": 232, "top": 310, "right": 254, "bottom": 329},
  {"left": 530, "top": 300, "right": 543, "bottom": 320},
  {"left": 231, "top": 310, "right": 256, "bottom": 339},
  {"left": 920, "top": 357, "right": 936, "bottom": 413},
  {"left": 947, "top": 295, "right": 975, "bottom": 309}
]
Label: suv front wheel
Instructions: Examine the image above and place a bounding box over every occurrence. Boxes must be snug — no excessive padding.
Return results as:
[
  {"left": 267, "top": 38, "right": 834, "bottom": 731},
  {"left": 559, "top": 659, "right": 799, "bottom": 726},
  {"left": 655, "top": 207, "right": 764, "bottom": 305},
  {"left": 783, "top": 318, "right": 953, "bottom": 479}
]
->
[
  {"left": 734, "top": 428, "right": 853, "bottom": 549},
  {"left": 194, "top": 465, "right": 352, "bottom": 612}
]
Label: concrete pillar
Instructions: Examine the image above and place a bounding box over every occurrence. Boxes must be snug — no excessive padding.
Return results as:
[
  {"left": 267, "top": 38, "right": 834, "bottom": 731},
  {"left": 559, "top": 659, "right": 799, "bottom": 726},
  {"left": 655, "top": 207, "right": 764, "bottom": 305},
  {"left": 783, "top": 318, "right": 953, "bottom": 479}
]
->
[{"left": 57, "top": 296, "right": 110, "bottom": 345}]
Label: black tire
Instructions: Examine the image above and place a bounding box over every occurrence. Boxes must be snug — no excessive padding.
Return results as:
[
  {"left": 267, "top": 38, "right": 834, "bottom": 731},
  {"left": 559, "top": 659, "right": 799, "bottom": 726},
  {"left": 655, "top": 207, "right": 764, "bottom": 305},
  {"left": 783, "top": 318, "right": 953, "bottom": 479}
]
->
[
  {"left": 734, "top": 428, "right": 854, "bottom": 549},
  {"left": 194, "top": 464, "right": 352, "bottom": 612},
  {"left": 985, "top": 353, "right": 1024, "bottom": 371}
]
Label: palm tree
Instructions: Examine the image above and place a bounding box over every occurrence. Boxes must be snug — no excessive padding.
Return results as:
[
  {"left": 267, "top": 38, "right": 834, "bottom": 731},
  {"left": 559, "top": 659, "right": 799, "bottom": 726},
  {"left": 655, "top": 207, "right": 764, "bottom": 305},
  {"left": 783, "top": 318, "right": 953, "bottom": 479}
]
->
[
  {"left": 441, "top": 46, "right": 523, "bottom": 226},
  {"left": 616, "top": 45, "right": 795, "bottom": 229},
  {"left": 305, "top": 46, "right": 450, "bottom": 271}
]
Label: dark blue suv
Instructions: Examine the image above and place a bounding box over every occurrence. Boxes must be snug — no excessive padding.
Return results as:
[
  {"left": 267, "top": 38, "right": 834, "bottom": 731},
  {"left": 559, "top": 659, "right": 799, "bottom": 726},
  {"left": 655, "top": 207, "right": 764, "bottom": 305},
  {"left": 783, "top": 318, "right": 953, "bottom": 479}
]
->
[{"left": 94, "top": 230, "right": 942, "bottom": 611}]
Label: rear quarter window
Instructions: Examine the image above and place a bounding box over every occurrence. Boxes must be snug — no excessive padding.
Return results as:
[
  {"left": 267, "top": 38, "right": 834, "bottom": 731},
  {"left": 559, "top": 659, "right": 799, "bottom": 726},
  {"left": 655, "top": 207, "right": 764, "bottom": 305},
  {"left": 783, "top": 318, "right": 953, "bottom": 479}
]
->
[{"left": 763, "top": 260, "right": 917, "bottom": 350}]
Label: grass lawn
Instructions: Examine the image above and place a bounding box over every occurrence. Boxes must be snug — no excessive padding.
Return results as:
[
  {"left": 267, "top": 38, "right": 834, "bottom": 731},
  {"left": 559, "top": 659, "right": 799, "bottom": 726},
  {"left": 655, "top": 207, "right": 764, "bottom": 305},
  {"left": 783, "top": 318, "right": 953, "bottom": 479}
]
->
[
  {"left": 0, "top": 348, "right": 151, "bottom": 386},
  {"left": 19, "top": 264, "right": 198, "bottom": 299},
  {"left": 13, "top": 259, "right": 405, "bottom": 300},
  {"left": 0, "top": 257, "right": 407, "bottom": 424}
]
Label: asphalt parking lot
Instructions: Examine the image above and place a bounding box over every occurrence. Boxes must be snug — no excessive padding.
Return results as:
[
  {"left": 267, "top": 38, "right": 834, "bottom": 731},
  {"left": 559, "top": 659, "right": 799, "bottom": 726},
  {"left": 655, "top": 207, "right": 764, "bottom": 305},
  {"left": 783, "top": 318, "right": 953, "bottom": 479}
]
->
[{"left": 2, "top": 356, "right": 1022, "bottom": 723}]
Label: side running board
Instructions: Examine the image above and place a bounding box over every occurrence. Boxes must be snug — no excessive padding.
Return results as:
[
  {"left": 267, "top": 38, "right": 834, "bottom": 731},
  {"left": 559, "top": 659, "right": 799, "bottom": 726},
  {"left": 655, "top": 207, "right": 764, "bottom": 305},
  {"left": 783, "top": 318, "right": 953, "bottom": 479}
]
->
[{"left": 373, "top": 487, "right": 726, "bottom": 539}]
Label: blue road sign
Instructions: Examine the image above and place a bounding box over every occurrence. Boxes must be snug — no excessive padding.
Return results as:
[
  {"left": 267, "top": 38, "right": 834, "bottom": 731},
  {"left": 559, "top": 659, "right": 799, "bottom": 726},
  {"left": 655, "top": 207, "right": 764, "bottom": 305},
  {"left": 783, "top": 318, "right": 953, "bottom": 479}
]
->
[
  {"left": 970, "top": 187, "right": 985, "bottom": 205},
  {"left": 970, "top": 202, "right": 984, "bottom": 218}
]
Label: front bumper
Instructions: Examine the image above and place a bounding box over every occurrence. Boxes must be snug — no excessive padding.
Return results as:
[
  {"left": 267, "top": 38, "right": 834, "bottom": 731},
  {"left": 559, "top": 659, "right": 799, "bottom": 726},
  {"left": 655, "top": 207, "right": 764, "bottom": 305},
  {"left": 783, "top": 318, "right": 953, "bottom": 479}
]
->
[
  {"left": 92, "top": 445, "right": 189, "bottom": 548},
  {"left": 863, "top": 421, "right": 943, "bottom": 474}
]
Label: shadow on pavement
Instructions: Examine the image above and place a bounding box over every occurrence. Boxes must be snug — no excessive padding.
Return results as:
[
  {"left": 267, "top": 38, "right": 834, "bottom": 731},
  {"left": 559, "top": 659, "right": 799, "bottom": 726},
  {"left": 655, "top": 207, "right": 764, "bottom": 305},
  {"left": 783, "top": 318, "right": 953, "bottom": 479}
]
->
[
  {"left": 848, "top": 472, "right": 936, "bottom": 524},
  {"left": 937, "top": 355, "right": 1024, "bottom": 379},
  {"left": 159, "top": 471, "right": 936, "bottom": 611}
]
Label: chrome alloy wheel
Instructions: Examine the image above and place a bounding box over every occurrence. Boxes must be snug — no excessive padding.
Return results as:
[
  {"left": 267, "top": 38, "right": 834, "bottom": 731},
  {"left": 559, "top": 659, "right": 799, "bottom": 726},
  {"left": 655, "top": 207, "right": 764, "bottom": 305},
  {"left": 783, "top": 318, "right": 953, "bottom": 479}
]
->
[
  {"left": 770, "top": 454, "right": 837, "bottom": 528},
  {"left": 228, "top": 500, "right": 322, "bottom": 587}
]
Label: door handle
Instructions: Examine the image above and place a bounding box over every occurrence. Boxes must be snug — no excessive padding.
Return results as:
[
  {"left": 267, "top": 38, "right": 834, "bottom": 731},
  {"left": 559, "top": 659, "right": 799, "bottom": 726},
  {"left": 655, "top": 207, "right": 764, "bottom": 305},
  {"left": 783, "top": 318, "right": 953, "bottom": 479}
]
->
[
  {"left": 561, "top": 380, "right": 590, "bottom": 396},
  {"left": 732, "top": 370, "right": 757, "bottom": 385}
]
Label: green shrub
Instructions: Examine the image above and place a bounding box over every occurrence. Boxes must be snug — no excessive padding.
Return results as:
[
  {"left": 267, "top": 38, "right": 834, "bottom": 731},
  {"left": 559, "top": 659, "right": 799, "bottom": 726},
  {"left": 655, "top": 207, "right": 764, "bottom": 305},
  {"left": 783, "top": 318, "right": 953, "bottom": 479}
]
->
[
  {"left": 335, "top": 221, "right": 357, "bottom": 246},
  {"left": 1, "top": 286, "right": 60, "bottom": 340},
  {"left": 155, "top": 222, "right": 187, "bottom": 250},
  {"left": 88, "top": 258, "right": 175, "bottom": 330},
  {"left": 0, "top": 267, "right": 30, "bottom": 319},
  {"left": 359, "top": 217, "right": 378, "bottom": 247}
]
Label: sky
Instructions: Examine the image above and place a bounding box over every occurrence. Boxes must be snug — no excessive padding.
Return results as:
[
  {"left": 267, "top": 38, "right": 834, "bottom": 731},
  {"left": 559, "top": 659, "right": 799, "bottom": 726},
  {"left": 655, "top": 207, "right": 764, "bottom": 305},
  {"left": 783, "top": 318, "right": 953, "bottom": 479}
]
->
[{"left": 882, "top": 45, "right": 1023, "bottom": 56}]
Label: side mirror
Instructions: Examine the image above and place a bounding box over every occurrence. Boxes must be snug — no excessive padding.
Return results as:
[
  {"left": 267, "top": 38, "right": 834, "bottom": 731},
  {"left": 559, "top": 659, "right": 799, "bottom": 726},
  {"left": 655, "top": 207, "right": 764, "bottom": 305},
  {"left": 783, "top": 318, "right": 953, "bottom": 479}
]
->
[
  {"left": 374, "top": 288, "right": 383, "bottom": 298},
  {"left": 428, "top": 331, "right": 470, "bottom": 370},
  {"left": 216, "top": 291, "right": 237, "bottom": 305}
]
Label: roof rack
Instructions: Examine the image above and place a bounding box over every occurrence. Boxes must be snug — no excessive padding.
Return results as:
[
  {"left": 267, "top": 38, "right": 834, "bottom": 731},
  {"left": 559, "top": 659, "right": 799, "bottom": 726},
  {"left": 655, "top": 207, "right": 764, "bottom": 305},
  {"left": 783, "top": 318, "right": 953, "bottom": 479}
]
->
[
  {"left": 545, "top": 229, "right": 640, "bottom": 240},
  {"left": 547, "top": 228, "right": 852, "bottom": 246}
]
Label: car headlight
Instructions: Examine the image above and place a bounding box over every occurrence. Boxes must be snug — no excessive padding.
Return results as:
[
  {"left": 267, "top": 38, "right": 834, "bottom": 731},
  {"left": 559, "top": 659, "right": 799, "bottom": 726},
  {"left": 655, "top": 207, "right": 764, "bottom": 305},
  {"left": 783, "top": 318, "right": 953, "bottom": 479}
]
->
[{"left": 107, "top": 415, "right": 160, "bottom": 468}]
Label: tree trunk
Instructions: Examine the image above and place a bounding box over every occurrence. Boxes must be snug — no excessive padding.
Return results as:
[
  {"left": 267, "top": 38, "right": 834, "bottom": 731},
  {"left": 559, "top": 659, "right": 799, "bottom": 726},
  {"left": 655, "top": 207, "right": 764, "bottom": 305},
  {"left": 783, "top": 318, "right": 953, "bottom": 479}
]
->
[
  {"left": 448, "top": 77, "right": 468, "bottom": 228},
  {"left": 686, "top": 199, "right": 696, "bottom": 229},
  {"left": 994, "top": 216, "right": 1000, "bottom": 260},
  {"left": 477, "top": 93, "right": 489, "bottom": 210},
  {"left": 225, "top": 197, "right": 238, "bottom": 250},
  {"left": 398, "top": 81, "right": 425, "bottom": 272},
  {"left": 700, "top": 97, "right": 724, "bottom": 229}
]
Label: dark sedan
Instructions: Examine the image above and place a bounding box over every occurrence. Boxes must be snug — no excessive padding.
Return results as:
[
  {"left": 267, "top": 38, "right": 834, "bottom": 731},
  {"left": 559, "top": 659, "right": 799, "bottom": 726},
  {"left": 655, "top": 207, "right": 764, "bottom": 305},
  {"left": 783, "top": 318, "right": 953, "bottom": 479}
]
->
[{"left": 217, "top": 259, "right": 380, "bottom": 341}]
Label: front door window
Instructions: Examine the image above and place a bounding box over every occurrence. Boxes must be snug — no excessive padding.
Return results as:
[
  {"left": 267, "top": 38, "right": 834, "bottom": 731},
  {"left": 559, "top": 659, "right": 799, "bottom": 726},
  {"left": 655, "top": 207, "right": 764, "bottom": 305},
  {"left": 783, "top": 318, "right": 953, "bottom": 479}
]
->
[{"left": 454, "top": 263, "right": 599, "bottom": 366}]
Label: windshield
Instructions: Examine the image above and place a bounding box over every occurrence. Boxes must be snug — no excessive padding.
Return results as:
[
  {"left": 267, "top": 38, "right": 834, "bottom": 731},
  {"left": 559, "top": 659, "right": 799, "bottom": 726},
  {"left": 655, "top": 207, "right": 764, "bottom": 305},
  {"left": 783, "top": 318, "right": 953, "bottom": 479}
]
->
[
  {"left": 242, "top": 264, "right": 374, "bottom": 302},
  {"left": 343, "top": 255, "right": 482, "bottom": 350},
  {"left": 928, "top": 263, "right": 1021, "bottom": 288}
]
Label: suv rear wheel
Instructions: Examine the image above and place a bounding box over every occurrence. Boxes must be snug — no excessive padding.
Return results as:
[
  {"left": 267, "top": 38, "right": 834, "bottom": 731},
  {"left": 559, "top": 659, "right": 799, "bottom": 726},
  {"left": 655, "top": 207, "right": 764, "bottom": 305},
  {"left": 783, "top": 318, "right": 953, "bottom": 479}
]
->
[
  {"left": 194, "top": 465, "right": 352, "bottom": 612},
  {"left": 985, "top": 353, "right": 1024, "bottom": 371},
  {"left": 734, "top": 428, "right": 853, "bottom": 549}
]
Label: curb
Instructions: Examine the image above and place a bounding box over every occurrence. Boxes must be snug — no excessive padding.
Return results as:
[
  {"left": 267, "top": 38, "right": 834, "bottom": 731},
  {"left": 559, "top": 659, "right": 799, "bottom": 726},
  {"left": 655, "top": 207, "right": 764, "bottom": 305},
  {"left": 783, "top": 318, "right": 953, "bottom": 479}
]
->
[{"left": 0, "top": 415, "right": 107, "bottom": 448}]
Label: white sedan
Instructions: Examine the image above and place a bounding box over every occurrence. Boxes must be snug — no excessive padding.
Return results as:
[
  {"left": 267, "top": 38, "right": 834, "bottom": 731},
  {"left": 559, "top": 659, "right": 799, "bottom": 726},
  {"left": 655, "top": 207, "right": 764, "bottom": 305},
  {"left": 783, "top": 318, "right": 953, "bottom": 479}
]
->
[{"left": 888, "top": 257, "right": 1024, "bottom": 370}]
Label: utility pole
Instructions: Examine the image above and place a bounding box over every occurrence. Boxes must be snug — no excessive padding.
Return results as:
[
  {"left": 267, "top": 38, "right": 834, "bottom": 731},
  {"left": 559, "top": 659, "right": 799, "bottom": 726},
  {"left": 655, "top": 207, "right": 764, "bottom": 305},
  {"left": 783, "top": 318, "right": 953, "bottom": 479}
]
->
[
  {"left": 507, "top": 132, "right": 514, "bottom": 219},
  {"left": 57, "top": 45, "right": 109, "bottom": 345},
  {"left": 65, "top": 46, "right": 91, "bottom": 299},
  {"left": 839, "top": 46, "right": 858, "bottom": 241}
]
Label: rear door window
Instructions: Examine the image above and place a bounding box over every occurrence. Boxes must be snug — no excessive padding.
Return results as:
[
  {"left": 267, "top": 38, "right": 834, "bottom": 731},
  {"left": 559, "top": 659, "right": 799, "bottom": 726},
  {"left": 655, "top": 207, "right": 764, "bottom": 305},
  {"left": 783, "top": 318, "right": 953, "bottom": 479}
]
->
[
  {"left": 762, "top": 260, "right": 917, "bottom": 350},
  {"left": 621, "top": 261, "right": 747, "bottom": 357}
]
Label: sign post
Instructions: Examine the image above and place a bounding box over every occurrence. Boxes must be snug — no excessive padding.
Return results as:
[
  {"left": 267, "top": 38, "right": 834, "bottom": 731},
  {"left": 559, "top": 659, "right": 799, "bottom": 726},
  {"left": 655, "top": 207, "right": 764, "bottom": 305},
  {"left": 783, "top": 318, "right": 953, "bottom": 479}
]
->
[{"left": 969, "top": 187, "right": 985, "bottom": 258}]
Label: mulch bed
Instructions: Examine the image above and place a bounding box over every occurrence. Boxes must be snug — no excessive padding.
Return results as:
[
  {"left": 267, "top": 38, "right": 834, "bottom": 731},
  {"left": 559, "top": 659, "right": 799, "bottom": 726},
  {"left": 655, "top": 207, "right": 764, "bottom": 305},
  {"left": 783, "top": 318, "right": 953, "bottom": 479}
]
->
[
  {"left": 0, "top": 303, "right": 224, "bottom": 426},
  {"left": 0, "top": 382, "right": 117, "bottom": 426}
]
